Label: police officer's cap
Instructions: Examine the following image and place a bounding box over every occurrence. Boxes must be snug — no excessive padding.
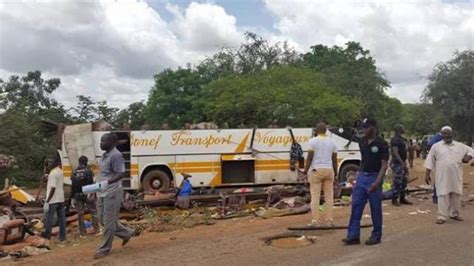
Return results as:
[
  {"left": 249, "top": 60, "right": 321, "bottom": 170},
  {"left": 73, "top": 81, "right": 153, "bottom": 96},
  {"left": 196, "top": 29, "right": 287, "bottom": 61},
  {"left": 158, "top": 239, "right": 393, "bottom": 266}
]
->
[{"left": 362, "top": 118, "right": 377, "bottom": 128}]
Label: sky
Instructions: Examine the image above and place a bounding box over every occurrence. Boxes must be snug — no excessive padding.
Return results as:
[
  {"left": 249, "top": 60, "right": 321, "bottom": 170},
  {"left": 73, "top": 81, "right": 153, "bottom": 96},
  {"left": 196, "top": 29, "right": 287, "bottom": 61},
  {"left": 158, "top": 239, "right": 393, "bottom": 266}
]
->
[{"left": 0, "top": 0, "right": 472, "bottom": 109}]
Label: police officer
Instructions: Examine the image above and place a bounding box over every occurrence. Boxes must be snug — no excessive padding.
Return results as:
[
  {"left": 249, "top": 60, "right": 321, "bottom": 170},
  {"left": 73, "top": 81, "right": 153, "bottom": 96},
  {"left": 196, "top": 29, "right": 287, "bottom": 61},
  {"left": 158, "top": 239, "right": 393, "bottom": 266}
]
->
[
  {"left": 390, "top": 124, "right": 412, "bottom": 206},
  {"left": 343, "top": 118, "right": 389, "bottom": 246}
]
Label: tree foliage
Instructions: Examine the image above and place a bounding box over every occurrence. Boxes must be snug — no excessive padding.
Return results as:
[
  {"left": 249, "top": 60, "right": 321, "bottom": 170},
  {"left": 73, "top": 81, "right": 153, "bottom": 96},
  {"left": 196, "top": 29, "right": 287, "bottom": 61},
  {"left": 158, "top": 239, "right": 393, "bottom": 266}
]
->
[
  {"left": 0, "top": 71, "right": 69, "bottom": 184},
  {"left": 401, "top": 103, "right": 446, "bottom": 138},
  {"left": 145, "top": 32, "right": 301, "bottom": 129},
  {"left": 423, "top": 50, "right": 473, "bottom": 145},
  {"left": 204, "top": 66, "right": 361, "bottom": 128},
  {"left": 302, "top": 42, "right": 390, "bottom": 118},
  {"left": 114, "top": 101, "right": 146, "bottom": 129}
]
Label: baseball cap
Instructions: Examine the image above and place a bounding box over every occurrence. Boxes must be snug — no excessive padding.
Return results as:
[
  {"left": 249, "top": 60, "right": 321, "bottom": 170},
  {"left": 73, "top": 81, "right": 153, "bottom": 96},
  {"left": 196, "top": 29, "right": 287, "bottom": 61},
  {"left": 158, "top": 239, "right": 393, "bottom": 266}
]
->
[{"left": 362, "top": 118, "right": 377, "bottom": 128}]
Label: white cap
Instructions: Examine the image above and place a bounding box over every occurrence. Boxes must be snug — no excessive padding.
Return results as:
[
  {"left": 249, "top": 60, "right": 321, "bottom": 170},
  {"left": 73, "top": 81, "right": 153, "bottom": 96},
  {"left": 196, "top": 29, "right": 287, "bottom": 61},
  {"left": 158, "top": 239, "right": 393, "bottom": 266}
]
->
[{"left": 441, "top": 126, "right": 452, "bottom": 132}]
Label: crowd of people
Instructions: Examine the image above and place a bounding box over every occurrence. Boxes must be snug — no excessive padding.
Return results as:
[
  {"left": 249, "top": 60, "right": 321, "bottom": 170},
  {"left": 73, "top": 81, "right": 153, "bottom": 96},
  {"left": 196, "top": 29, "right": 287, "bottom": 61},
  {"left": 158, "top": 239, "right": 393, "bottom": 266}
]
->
[
  {"left": 41, "top": 133, "right": 138, "bottom": 259},
  {"left": 304, "top": 119, "right": 473, "bottom": 246},
  {"left": 40, "top": 120, "right": 472, "bottom": 258}
]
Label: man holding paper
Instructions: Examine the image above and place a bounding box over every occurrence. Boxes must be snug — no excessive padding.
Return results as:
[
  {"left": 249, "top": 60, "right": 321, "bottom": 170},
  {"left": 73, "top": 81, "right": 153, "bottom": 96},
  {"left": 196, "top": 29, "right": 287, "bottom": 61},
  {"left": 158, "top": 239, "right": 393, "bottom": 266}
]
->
[{"left": 94, "top": 133, "right": 136, "bottom": 259}]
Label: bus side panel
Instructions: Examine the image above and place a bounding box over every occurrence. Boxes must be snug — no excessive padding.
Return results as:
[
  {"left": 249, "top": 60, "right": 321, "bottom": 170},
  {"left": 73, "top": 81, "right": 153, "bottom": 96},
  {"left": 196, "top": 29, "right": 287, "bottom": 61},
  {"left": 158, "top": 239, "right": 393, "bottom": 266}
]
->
[
  {"left": 174, "top": 155, "right": 220, "bottom": 188},
  {"left": 255, "top": 152, "right": 296, "bottom": 184}
]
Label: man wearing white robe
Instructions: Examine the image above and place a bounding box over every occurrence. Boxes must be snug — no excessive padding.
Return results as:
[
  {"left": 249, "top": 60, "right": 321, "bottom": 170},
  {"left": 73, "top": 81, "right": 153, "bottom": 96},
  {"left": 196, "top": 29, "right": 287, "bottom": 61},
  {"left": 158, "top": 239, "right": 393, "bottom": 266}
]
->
[{"left": 424, "top": 126, "right": 473, "bottom": 224}]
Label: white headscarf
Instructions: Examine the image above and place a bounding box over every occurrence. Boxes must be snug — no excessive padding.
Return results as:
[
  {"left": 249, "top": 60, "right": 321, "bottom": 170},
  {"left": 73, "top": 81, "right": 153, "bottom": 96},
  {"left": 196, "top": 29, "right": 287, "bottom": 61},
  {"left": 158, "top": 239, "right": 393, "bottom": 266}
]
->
[{"left": 441, "top": 126, "right": 452, "bottom": 132}]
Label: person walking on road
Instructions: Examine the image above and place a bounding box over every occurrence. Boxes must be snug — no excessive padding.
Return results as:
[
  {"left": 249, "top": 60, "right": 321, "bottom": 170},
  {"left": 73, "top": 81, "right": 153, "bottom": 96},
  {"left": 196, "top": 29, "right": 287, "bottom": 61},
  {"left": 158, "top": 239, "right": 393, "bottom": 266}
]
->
[
  {"left": 303, "top": 122, "right": 338, "bottom": 227},
  {"left": 424, "top": 126, "right": 473, "bottom": 224},
  {"left": 71, "top": 156, "right": 99, "bottom": 237},
  {"left": 42, "top": 155, "right": 67, "bottom": 242},
  {"left": 343, "top": 118, "right": 389, "bottom": 246},
  {"left": 390, "top": 124, "right": 412, "bottom": 206},
  {"left": 94, "top": 133, "right": 136, "bottom": 259}
]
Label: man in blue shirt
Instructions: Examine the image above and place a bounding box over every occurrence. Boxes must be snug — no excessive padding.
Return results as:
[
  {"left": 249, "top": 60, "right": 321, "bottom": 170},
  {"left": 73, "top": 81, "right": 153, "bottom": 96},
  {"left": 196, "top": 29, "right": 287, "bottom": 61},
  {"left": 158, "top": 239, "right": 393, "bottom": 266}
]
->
[{"left": 343, "top": 118, "right": 389, "bottom": 246}]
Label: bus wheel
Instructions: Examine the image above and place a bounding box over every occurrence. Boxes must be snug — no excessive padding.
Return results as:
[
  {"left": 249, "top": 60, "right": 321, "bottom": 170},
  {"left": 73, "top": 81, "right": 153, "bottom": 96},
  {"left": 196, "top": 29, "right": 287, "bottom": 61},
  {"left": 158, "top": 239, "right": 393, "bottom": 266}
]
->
[
  {"left": 142, "top": 170, "right": 171, "bottom": 193},
  {"left": 339, "top": 163, "right": 359, "bottom": 183}
]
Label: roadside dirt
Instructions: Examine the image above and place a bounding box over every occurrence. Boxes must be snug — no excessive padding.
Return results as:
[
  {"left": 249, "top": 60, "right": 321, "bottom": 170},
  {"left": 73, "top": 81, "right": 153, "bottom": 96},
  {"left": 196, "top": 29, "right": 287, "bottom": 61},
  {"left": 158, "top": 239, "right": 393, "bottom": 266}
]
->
[{"left": 5, "top": 158, "right": 473, "bottom": 266}]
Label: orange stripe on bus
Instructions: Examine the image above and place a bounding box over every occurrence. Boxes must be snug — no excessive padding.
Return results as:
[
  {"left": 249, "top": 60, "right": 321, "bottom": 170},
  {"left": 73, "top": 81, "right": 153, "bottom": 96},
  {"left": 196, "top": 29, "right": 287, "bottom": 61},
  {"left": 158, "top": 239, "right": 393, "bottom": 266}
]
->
[
  {"left": 256, "top": 165, "right": 290, "bottom": 171},
  {"left": 255, "top": 159, "right": 290, "bottom": 165},
  {"left": 174, "top": 168, "right": 216, "bottom": 173},
  {"left": 169, "top": 162, "right": 218, "bottom": 168}
]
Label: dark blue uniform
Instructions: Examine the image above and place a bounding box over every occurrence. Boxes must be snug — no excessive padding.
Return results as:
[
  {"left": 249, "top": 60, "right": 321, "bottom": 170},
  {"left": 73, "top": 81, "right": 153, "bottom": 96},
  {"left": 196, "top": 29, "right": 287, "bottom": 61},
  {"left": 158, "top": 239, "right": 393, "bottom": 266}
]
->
[
  {"left": 390, "top": 135, "right": 408, "bottom": 201},
  {"left": 347, "top": 136, "right": 389, "bottom": 241}
]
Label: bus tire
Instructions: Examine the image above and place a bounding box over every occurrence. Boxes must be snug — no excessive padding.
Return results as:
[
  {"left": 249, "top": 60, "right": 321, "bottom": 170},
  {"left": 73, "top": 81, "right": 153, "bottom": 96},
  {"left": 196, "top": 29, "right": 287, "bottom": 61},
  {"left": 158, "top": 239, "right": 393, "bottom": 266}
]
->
[
  {"left": 142, "top": 170, "right": 171, "bottom": 193},
  {"left": 339, "top": 163, "right": 359, "bottom": 183}
]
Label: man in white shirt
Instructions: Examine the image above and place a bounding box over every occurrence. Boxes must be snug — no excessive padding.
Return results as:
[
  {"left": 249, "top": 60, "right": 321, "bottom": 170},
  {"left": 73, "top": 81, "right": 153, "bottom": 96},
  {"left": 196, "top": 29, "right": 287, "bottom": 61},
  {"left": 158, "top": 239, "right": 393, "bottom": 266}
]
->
[
  {"left": 425, "top": 126, "right": 473, "bottom": 224},
  {"left": 42, "top": 155, "right": 66, "bottom": 241},
  {"left": 303, "top": 122, "right": 338, "bottom": 226}
]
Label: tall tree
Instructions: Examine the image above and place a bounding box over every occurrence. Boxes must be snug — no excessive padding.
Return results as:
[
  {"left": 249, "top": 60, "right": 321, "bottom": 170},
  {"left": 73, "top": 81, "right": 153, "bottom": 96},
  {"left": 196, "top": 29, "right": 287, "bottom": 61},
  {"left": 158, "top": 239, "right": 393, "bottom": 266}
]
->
[
  {"left": 401, "top": 103, "right": 446, "bottom": 138},
  {"left": 97, "top": 100, "right": 119, "bottom": 122},
  {"left": 0, "top": 70, "right": 61, "bottom": 113},
  {"left": 114, "top": 101, "right": 147, "bottom": 130},
  {"left": 302, "top": 42, "right": 390, "bottom": 119},
  {"left": 146, "top": 32, "right": 301, "bottom": 129},
  {"left": 0, "top": 71, "right": 69, "bottom": 184},
  {"left": 71, "top": 95, "right": 97, "bottom": 122},
  {"left": 145, "top": 68, "right": 210, "bottom": 129},
  {"left": 424, "top": 50, "right": 473, "bottom": 145}
]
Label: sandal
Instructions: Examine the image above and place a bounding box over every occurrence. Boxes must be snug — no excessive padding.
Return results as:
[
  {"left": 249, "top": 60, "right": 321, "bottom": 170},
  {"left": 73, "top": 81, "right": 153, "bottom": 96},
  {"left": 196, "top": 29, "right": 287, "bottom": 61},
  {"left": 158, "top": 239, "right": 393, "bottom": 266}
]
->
[{"left": 436, "top": 219, "right": 445, "bottom": 224}]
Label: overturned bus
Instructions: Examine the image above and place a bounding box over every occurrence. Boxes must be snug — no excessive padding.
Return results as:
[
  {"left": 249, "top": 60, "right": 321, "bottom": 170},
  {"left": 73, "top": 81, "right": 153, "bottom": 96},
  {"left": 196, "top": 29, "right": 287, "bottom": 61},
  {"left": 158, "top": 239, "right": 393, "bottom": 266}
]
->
[{"left": 59, "top": 125, "right": 361, "bottom": 193}]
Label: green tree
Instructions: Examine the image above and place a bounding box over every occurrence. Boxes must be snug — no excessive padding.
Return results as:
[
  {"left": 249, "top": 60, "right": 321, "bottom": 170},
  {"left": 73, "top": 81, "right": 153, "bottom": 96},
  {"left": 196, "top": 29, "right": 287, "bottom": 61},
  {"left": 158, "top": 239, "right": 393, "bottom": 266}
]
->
[
  {"left": 302, "top": 42, "right": 390, "bottom": 119},
  {"left": 0, "top": 71, "right": 69, "bottom": 185},
  {"left": 71, "top": 95, "right": 97, "bottom": 122},
  {"left": 0, "top": 70, "right": 61, "bottom": 113},
  {"left": 401, "top": 103, "right": 446, "bottom": 138},
  {"left": 204, "top": 66, "right": 361, "bottom": 128},
  {"left": 146, "top": 32, "right": 300, "bottom": 129},
  {"left": 97, "top": 100, "right": 119, "bottom": 122},
  {"left": 114, "top": 101, "right": 147, "bottom": 129},
  {"left": 145, "top": 68, "right": 210, "bottom": 129},
  {"left": 424, "top": 50, "right": 473, "bottom": 145}
]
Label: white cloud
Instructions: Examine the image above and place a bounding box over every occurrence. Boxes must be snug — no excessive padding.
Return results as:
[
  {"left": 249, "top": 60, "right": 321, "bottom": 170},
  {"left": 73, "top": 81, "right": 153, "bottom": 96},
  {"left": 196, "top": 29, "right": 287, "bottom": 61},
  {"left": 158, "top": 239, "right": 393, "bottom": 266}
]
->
[
  {"left": 0, "top": 0, "right": 472, "bottom": 110},
  {"left": 264, "top": 0, "right": 474, "bottom": 103},
  {"left": 167, "top": 2, "right": 244, "bottom": 53},
  {"left": 0, "top": 0, "right": 244, "bottom": 108}
]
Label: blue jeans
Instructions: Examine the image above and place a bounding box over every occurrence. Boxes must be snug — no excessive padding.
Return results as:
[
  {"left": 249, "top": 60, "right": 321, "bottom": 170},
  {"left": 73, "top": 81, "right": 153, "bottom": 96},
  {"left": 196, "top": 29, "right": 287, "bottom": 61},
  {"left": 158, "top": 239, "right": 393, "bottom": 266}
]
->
[
  {"left": 44, "top": 202, "right": 67, "bottom": 241},
  {"left": 347, "top": 172, "right": 383, "bottom": 241}
]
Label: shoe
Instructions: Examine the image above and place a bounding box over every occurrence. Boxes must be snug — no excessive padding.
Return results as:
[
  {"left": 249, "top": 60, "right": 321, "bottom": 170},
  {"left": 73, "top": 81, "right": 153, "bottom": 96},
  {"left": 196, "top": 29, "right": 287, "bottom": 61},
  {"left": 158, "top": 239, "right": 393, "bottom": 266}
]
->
[
  {"left": 436, "top": 219, "right": 445, "bottom": 224},
  {"left": 122, "top": 229, "right": 140, "bottom": 246},
  {"left": 342, "top": 237, "right": 360, "bottom": 245},
  {"left": 392, "top": 199, "right": 400, "bottom": 206},
  {"left": 400, "top": 198, "right": 413, "bottom": 205},
  {"left": 450, "top": 216, "right": 463, "bottom": 221},
  {"left": 365, "top": 238, "right": 381, "bottom": 245},
  {"left": 94, "top": 252, "right": 107, "bottom": 259}
]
